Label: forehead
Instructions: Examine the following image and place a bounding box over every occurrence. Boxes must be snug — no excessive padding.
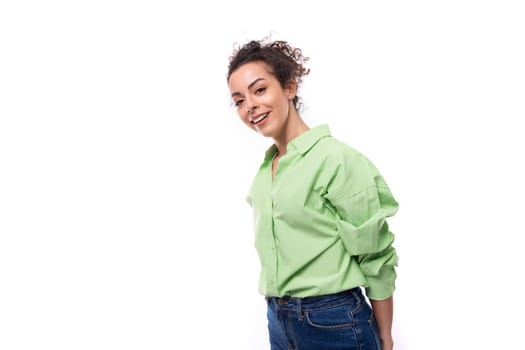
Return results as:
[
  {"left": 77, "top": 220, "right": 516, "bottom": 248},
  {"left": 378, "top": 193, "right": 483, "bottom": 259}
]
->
[{"left": 228, "top": 61, "right": 275, "bottom": 90}]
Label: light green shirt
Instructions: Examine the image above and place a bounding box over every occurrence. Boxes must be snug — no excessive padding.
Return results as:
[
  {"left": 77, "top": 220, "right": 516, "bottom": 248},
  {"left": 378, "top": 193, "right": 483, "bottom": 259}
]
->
[{"left": 246, "top": 124, "right": 399, "bottom": 300}]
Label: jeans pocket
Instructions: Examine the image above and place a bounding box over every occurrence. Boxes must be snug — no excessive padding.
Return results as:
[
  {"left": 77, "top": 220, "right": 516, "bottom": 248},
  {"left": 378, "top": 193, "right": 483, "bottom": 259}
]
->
[
  {"left": 305, "top": 303, "right": 357, "bottom": 330},
  {"left": 367, "top": 311, "right": 382, "bottom": 349}
]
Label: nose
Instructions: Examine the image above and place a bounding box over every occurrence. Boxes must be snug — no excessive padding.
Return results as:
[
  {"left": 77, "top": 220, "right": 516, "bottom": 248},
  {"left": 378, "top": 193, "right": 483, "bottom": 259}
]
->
[{"left": 245, "top": 97, "right": 258, "bottom": 114}]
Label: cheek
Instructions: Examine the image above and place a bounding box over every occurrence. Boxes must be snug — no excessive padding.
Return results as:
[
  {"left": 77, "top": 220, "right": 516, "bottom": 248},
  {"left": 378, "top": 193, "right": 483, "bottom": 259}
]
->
[{"left": 272, "top": 94, "right": 289, "bottom": 111}]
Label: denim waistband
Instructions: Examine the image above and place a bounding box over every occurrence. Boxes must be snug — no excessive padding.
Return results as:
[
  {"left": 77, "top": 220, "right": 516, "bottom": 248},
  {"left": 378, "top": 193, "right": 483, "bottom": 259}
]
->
[{"left": 266, "top": 287, "right": 363, "bottom": 311}]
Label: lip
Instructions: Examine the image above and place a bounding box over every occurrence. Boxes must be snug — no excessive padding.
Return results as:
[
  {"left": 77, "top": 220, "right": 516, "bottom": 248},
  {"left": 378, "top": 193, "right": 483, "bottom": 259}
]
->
[{"left": 250, "top": 112, "right": 269, "bottom": 125}]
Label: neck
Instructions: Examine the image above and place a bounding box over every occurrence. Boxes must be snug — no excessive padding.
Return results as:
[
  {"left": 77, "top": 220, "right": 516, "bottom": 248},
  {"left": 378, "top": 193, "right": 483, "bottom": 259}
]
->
[{"left": 273, "top": 109, "right": 309, "bottom": 156}]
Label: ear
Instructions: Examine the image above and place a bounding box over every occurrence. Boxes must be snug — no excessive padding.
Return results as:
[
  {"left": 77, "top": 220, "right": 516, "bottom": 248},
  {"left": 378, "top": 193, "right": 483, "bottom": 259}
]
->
[{"left": 284, "top": 80, "right": 297, "bottom": 100}]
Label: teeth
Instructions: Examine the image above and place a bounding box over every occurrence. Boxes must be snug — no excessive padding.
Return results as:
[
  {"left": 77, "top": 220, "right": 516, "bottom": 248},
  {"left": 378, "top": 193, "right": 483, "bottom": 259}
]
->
[{"left": 252, "top": 113, "right": 268, "bottom": 124}]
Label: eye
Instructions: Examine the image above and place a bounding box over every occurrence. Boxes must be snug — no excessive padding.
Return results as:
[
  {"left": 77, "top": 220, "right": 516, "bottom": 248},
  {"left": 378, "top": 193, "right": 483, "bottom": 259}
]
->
[
  {"left": 255, "top": 87, "right": 266, "bottom": 94},
  {"left": 234, "top": 99, "right": 244, "bottom": 107}
]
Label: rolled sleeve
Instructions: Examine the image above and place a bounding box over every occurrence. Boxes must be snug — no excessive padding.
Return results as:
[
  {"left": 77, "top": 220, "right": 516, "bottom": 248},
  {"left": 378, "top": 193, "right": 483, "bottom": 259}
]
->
[{"left": 325, "top": 156, "right": 399, "bottom": 300}]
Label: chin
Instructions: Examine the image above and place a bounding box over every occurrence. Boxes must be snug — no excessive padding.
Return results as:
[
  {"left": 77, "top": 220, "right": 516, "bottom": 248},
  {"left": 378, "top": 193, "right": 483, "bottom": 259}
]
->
[{"left": 257, "top": 128, "right": 277, "bottom": 139}]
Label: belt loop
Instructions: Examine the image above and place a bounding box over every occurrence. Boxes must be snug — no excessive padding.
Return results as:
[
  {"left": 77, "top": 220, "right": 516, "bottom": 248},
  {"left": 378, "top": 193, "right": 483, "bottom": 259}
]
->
[
  {"left": 351, "top": 287, "right": 362, "bottom": 304},
  {"left": 297, "top": 298, "right": 304, "bottom": 321}
]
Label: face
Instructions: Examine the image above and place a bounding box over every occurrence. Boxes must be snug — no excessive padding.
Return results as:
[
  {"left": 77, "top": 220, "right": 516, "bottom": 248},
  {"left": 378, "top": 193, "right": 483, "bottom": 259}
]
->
[{"left": 228, "top": 61, "right": 296, "bottom": 139}]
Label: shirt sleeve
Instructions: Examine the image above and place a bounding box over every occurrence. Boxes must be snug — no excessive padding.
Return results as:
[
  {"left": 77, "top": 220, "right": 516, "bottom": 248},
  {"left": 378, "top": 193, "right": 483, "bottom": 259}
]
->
[{"left": 324, "top": 154, "right": 399, "bottom": 300}]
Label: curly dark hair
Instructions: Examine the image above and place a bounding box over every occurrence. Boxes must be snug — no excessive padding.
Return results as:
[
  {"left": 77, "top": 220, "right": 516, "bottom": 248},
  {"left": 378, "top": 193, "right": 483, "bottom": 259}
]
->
[{"left": 227, "top": 39, "right": 310, "bottom": 110}]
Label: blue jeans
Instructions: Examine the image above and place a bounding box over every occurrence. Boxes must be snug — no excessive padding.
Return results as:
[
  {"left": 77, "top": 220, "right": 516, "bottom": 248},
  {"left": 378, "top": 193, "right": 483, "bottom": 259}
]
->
[{"left": 266, "top": 288, "right": 382, "bottom": 350}]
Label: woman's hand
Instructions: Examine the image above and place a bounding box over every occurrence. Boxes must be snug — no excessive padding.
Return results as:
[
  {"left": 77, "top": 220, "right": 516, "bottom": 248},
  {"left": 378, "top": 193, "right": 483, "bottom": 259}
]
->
[{"left": 381, "top": 336, "right": 394, "bottom": 350}]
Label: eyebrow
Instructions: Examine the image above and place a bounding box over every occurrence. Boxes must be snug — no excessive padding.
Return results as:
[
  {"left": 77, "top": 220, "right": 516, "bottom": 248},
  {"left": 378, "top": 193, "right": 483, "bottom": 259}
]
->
[{"left": 231, "top": 78, "right": 265, "bottom": 98}]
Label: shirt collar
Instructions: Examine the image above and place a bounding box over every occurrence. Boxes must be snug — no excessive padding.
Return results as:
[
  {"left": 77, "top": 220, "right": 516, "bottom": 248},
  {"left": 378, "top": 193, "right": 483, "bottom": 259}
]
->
[{"left": 264, "top": 124, "right": 332, "bottom": 160}]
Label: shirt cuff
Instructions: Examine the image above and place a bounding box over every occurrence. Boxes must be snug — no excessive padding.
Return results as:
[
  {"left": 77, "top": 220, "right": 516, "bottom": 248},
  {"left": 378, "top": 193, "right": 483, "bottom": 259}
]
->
[{"left": 365, "top": 265, "right": 397, "bottom": 300}]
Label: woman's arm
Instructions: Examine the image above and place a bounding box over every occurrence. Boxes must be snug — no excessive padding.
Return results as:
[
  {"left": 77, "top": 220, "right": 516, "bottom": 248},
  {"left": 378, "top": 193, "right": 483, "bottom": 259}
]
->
[{"left": 370, "top": 296, "right": 394, "bottom": 350}]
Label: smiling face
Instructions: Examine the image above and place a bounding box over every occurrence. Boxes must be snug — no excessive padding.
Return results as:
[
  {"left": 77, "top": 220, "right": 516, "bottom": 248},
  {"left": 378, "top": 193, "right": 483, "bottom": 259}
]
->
[{"left": 228, "top": 61, "right": 296, "bottom": 140}]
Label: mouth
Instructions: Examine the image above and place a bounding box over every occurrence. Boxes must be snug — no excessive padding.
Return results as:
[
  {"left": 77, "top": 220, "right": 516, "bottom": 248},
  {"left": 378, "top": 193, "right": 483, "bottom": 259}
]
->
[{"left": 250, "top": 112, "right": 269, "bottom": 125}]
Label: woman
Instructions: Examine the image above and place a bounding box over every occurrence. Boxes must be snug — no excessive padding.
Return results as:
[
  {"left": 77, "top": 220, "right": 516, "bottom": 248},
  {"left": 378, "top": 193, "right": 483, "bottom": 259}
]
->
[{"left": 227, "top": 39, "right": 399, "bottom": 350}]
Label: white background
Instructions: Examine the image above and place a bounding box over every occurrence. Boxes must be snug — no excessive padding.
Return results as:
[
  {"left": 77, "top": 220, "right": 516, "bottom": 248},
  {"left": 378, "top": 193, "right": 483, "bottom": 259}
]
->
[{"left": 1, "top": 1, "right": 524, "bottom": 349}]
